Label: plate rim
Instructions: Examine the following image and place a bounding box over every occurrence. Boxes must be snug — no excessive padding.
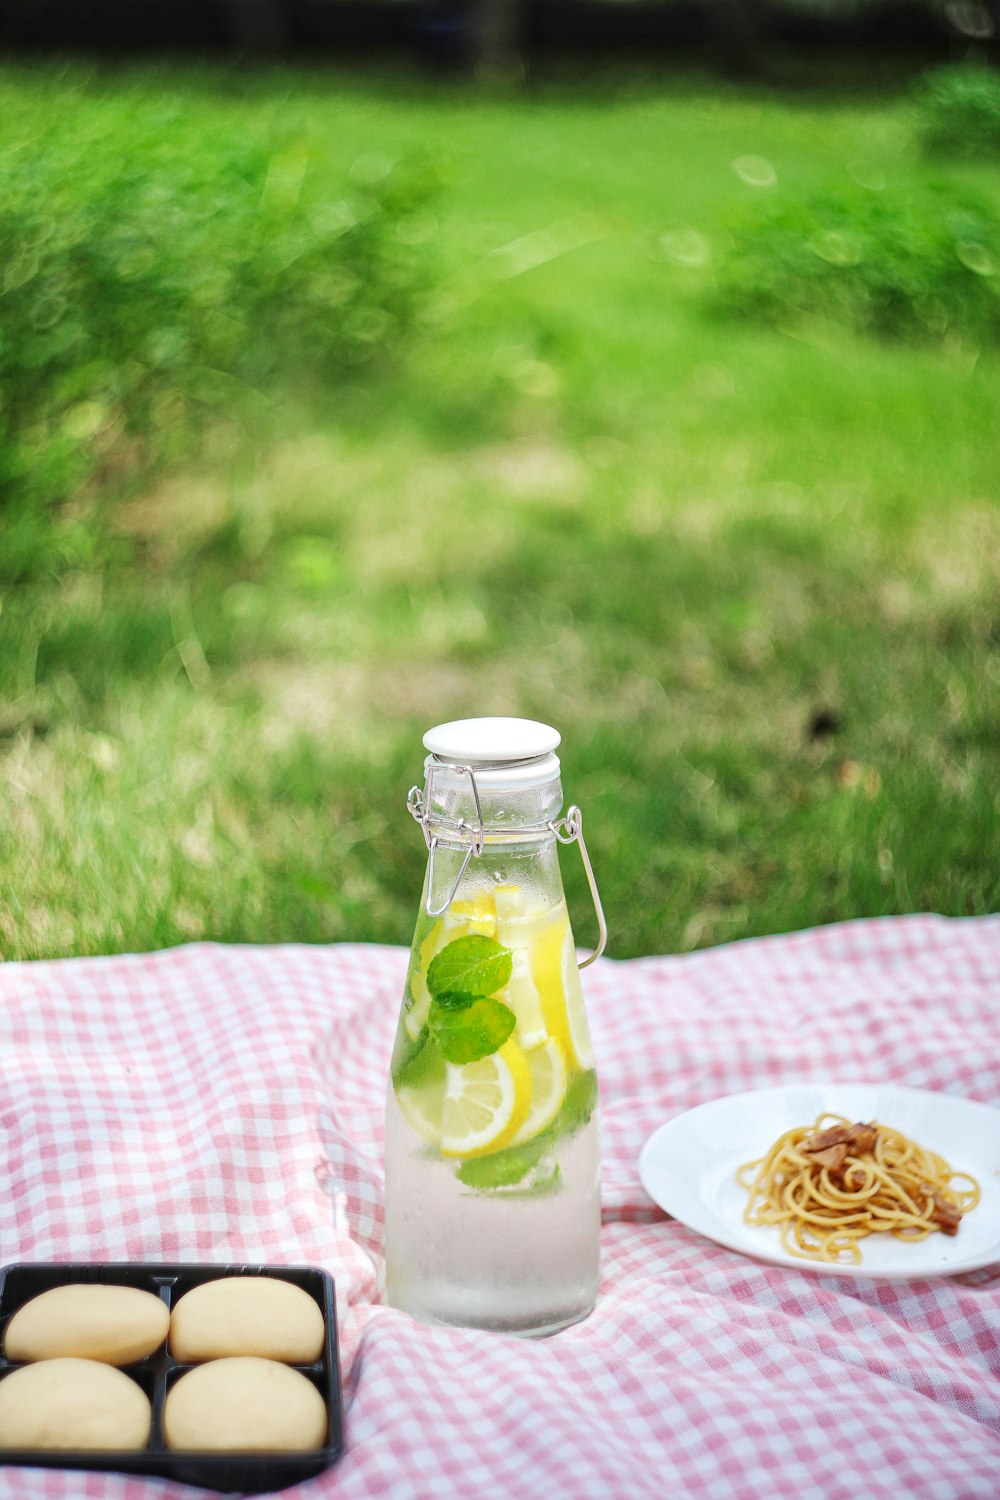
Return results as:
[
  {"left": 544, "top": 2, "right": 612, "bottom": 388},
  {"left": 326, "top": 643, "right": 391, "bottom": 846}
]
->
[{"left": 638, "top": 1081, "right": 1000, "bottom": 1279}]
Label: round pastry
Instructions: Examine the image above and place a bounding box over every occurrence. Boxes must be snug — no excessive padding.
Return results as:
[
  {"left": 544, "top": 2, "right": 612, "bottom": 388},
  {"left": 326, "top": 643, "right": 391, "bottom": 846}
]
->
[
  {"left": 4, "top": 1284, "right": 169, "bottom": 1366},
  {"left": 169, "top": 1276, "right": 324, "bottom": 1364},
  {"left": 164, "top": 1358, "right": 327, "bottom": 1451},
  {"left": 0, "top": 1358, "right": 151, "bottom": 1450}
]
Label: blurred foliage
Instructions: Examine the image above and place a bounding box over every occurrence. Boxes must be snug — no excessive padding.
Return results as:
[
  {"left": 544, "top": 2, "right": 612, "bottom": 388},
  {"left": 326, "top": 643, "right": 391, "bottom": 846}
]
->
[
  {"left": 713, "top": 180, "right": 1000, "bottom": 342},
  {"left": 0, "top": 86, "right": 441, "bottom": 583},
  {"left": 0, "top": 65, "right": 998, "bottom": 962},
  {"left": 917, "top": 64, "right": 1000, "bottom": 156}
]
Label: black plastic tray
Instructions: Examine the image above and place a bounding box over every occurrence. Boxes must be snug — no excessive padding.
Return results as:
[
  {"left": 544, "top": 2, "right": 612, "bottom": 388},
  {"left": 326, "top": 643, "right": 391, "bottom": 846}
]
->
[{"left": 0, "top": 1261, "right": 343, "bottom": 1494}]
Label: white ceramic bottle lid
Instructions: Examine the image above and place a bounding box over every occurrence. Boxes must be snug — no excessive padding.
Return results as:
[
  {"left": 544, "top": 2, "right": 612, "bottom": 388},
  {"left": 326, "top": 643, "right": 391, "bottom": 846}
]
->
[{"left": 422, "top": 717, "right": 561, "bottom": 790}]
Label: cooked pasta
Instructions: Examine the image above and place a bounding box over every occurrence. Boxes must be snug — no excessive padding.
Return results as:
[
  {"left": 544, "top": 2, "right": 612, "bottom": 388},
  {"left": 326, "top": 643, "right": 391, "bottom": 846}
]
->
[{"left": 737, "top": 1114, "right": 980, "bottom": 1265}]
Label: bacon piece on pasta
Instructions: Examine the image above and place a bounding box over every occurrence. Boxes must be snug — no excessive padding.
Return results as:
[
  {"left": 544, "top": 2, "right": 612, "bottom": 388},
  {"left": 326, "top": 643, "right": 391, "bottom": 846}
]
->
[
  {"left": 845, "top": 1122, "right": 878, "bottom": 1154},
  {"left": 802, "top": 1124, "right": 851, "bottom": 1154},
  {"left": 929, "top": 1193, "right": 962, "bottom": 1236},
  {"left": 808, "top": 1143, "right": 849, "bottom": 1172},
  {"left": 802, "top": 1122, "right": 879, "bottom": 1176}
]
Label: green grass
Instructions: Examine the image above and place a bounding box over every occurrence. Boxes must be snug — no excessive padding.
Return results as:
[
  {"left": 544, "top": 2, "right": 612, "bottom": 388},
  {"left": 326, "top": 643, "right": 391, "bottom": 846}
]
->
[{"left": 1, "top": 62, "right": 998, "bottom": 961}]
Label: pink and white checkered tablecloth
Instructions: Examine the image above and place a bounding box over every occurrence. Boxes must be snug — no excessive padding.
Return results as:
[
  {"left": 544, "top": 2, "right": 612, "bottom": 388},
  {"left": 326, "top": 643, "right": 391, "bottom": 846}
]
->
[{"left": 1, "top": 914, "right": 999, "bottom": 1499}]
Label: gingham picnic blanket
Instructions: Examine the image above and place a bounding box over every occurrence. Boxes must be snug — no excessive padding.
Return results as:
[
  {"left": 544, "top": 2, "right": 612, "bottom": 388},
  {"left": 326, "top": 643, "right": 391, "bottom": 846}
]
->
[{"left": 1, "top": 913, "right": 999, "bottom": 1499}]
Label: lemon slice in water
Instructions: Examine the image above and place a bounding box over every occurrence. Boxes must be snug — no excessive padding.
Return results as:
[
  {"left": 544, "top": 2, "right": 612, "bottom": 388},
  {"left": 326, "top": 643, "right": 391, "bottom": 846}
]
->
[
  {"left": 498, "top": 946, "right": 549, "bottom": 1049},
  {"left": 395, "top": 1077, "right": 444, "bottom": 1144},
  {"left": 561, "top": 931, "right": 594, "bottom": 1070},
  {"left": 533, "top": 922, "right": 594, "bottom": 1070},
  {"left": 439, "top": 1042, "right": 531, "bottom": 1159},
  {"left": 510, "top": 1038, "right": 567, "bottom": 1145},
  {"left": 492, "top": 882, "right": 529, "bottom": 924},
  {"left": 450, "top": 895, "right": 498, "bottom": 935}
]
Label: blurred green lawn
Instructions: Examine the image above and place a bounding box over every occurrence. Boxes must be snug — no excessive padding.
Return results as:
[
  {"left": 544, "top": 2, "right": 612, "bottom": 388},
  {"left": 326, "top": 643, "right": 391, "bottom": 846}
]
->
[{"left": 1, "top": 63, "right": 998, "bottom": 960}]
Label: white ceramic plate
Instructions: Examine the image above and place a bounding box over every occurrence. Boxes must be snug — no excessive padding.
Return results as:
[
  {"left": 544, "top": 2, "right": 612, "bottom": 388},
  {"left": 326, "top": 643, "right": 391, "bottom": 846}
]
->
[{"left": 638, "top": 1083, "right": 1000, "bottom": 1278}]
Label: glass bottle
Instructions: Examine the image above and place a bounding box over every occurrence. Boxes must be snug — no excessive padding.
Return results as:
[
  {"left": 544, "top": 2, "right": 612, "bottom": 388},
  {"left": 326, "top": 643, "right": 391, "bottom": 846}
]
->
[{"left": 384, "top": 717, "right": 606, "bottom": 1337}]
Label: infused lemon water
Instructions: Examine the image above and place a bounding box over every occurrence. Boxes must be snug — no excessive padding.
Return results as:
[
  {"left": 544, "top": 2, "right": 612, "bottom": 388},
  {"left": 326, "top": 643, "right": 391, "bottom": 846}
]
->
[
  {"left": 383, "top": 718, "right": 603, "bottom": 1336},
  {"left": 385, "top": 881, "right": 600, "bottom": 1334}
]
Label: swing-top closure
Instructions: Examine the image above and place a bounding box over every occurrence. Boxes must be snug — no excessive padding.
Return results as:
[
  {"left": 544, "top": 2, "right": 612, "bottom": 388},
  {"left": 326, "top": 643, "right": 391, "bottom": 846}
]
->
[{"left": 406, "top": 720, "right": 607, "bottom": 968}]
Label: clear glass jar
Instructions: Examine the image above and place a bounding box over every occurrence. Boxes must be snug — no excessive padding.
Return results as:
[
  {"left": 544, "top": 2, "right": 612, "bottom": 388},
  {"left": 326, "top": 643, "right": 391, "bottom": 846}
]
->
[{"left": 384, "top": 718, "right": 604, "bottom": 1337}]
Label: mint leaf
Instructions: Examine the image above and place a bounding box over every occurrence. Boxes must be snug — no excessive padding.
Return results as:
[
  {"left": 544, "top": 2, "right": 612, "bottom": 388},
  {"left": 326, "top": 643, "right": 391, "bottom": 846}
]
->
[
  {"left": 391, "top": 1030, "right": 446, "bottom": 1091},
  {"left": 559, "top": 1067, "right": 599, "bottom": 1132},
  {"left": 390, "top": 1025, "right": 424, "bottom": 1087},
  {"left": 432, "top": 990, "right": 474, "bottom": 1013},
  {"left": 427, "top": 935, "right": 512, "bottom": 1002},
  {"left": 429, "top": 996, "right": 516, "bottom": 1063},
  {"left": 507, "top": 1163, "right": 562, "bottom": 1199},
  {"left": 457, "top": 1137, "right": 548, "bottom": 1189},
  {"left": 459, "top": 1151, "right": 562, "bottom": 1197}
]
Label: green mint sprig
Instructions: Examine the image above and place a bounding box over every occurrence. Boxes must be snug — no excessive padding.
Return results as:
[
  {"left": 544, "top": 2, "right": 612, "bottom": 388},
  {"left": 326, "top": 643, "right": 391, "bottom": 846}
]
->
[
  {"left": 424, "top": 933, "right": 515, "bottom": 1064},
  {"left": 427, "top": 934, "right": 512, "bottom": 1001},
  {"left": 430, "top": 996, "right": 516, "bottom": 1064}
]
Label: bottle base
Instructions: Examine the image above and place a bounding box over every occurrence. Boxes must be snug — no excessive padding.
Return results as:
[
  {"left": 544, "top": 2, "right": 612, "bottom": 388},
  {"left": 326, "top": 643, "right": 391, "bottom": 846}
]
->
[
  {"left": 510, "top": 1303, "right": 596, "bottom": 1339},
  {"left": 386, "top": 1287, "right": 597, "bottom": 1339}
]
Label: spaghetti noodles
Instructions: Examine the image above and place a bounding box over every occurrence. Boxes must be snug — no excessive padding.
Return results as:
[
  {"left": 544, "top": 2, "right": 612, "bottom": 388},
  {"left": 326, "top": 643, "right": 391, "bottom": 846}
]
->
[{"left": 737, "top": 1114, "right": 980, "bottom": 1264}]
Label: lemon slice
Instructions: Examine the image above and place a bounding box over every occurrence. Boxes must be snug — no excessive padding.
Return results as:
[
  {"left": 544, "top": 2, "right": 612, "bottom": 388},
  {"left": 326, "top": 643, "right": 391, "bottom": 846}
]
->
[
  {"left": 395, "top": 1077, "right": 445, "bottom": 1144},
  {"left": 439, "top": 1043, "right": 531, "bottom": 1159},
  {"left": 561, "top": 931, "right": 594, "bottom": 1070},
  {"left": 494, "top": 884, "right": 553, "bottom": 948},
  {"left": 450, "top": 894, "right": 498, "bottom": 936},
  {"left": 492, "top": 883, "right": 527, "bottom": 924},
  {"left": 532, "top": 919, "right": 594, "bottom": 1070},
  {"left": 498, "top": 946, "right": 548, "bottom": 1049},
  {"left": 495, "top": 890, "right": 564, "bottom": 1050},
  {"left": 510, "top": 1038, "right": 567, "bottom": 1145},
  {"left": 532, "top": 917, "right": 571, "bottom": 1052}
]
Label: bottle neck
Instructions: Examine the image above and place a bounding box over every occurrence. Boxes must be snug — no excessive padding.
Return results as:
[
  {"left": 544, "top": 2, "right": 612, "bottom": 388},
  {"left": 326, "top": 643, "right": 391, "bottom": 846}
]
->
[
  {"left": 421, "top": 824, "right": 565, "bottom": 919},
  {"left": 408, "top": 767, "right": 566, "bottom": 917},
  {"left": 412, "top": 767, "right": 564, "bottom": 849},
  {"left": 408, "top": 772, "right": 607, "bottom": 964}
]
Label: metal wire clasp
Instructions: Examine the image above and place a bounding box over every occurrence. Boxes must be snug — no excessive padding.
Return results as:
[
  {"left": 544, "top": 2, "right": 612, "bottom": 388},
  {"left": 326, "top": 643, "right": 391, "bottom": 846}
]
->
[
  {"left": 548, "top": 805, "right": 608, "bottom": 969},
  {"left": 407, "top": 763, "right": 484, "bottom": 918},
  {"left": 406, "top": 767, "right": 607, "bottom": 969}
]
